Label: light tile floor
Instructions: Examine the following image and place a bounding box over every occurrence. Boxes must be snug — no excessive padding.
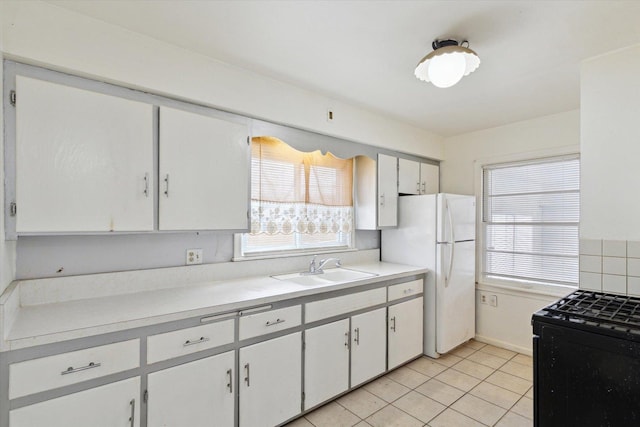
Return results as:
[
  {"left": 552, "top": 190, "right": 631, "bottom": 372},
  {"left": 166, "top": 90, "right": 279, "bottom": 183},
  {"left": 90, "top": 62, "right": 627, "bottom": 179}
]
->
[{"left": 285, "top": 340, "right": 533, "bottom": 427}]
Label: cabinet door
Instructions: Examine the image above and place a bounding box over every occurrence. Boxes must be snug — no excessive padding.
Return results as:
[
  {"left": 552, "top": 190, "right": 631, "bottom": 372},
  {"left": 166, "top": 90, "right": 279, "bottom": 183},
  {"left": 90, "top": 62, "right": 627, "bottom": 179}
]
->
[
  {"left": 420, "top": 163, "right": 439, "bottom": 194},
  {"left": 239, "top": 332, "right": 301, "bottom": 427},
  {"left": 351, "top": 308, "right": 387, "bottom": 387},
  {"left": 15, "top": 76, "right": 154, "bottom": 233},
  {"left": 304, "top": 319, "right": 350, "bottom": 409},
  {"left": 147, "top": 351, "right": 234, "bottom": 427},
  {"left": 377, "top": 154, "right": 398, "bottom": 228},
  {"left": 10, "top": 377, "right": 140, "bottom": 427},
  {"left": 388, "top": 297, "right": 424, "bottom": 369},
  {"left": 159, "top": 107, "right": 249, "bottom": 230},
  {"left": 398, "top": 158, "right": 421, "bottom": 195}
]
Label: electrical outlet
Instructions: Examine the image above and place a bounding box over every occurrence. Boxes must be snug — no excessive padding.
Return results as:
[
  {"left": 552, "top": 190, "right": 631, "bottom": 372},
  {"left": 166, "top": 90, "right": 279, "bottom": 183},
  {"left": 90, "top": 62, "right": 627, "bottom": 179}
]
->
[
  {"left": 186, "top": 249, "right": 203, "bottom": 265},
  {"left": 480, "top": 293, "right": 488, "bottom": 304}
]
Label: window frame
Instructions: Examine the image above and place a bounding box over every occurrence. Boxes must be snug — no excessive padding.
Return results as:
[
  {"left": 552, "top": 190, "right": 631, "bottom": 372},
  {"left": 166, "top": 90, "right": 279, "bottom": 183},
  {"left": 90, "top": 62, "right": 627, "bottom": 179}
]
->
[
  {"left": 233, "top": 138, "right": 356, "bottom": 261},
  {"left": 475, "top": 148, "right": 580, "bottom": 294}
]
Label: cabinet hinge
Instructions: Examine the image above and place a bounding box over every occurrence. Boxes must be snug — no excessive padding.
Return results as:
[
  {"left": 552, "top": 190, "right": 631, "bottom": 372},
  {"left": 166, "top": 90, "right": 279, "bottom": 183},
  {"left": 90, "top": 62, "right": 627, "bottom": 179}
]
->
[
  {"left": 143, "top": 389, "right": 148, "bottom": 403},
  {"left": 9, "top": 90, "right": 16, "bottom": 107},
  {"left": 9, "top": 202, "right": 17, "bottom": 217}
]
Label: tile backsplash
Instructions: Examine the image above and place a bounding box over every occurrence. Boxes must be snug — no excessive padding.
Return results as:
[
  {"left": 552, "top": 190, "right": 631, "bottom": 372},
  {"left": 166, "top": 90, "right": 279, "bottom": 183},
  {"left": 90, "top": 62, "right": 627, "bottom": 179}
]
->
[{"left": 580, "top": 239, "right": 640, "bottom": 296}]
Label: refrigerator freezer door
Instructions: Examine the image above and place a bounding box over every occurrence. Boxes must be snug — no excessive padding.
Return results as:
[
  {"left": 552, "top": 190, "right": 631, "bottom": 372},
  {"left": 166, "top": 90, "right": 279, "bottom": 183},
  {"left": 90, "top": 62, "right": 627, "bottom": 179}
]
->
[
  {"left": 436, "top": 240, "right": 476, "bottom": 354},
  {"left": 437, "top": 194, "right": 476, "bottom": 243},
  {"left": 381, "top": 195, "right": 437, "bottom": 269}
]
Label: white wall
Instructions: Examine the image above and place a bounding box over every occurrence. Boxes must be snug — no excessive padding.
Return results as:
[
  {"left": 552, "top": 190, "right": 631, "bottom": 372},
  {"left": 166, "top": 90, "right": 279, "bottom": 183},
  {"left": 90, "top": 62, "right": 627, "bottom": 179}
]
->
[
  {"left": 581, "top": 44, "right": 640, "bottom": 240},
  {"left": 0, "top": 1, "right": 443, "bottom": 159},
  {"left": 441, "top": 109, "right": 580, "bottom": 195},
  {"left": 440, "top": 110, "right": 580, "bottom": 354}
]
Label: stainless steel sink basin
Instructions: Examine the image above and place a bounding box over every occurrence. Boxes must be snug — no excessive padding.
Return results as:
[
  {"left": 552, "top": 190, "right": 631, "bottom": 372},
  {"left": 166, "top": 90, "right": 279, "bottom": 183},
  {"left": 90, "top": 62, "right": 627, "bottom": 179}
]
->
[{"left": 272, "top": 268, "right": 378, "bottom": 286}]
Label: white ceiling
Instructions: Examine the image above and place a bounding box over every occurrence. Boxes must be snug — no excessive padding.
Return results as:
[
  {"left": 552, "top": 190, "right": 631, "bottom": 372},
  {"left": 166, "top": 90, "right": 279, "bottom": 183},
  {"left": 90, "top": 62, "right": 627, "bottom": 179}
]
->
[{"left": 48, "top": 0, "right": 640, "bottom": 137}]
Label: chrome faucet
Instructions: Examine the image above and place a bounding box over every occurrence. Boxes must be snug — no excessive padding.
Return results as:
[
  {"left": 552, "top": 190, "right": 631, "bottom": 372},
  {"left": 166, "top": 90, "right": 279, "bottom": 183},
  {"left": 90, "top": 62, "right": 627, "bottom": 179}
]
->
[{"left": 304, "top": 256, "right": 342, "bottom": 275}]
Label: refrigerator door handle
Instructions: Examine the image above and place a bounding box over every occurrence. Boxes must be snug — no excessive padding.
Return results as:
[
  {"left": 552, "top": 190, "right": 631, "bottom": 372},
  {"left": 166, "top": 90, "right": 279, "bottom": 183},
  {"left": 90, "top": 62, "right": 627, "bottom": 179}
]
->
[
  {"left": 446, "top": 241, "right": 455, "bottom": 287},
  {"left": 446, "top": 198, "right": 456, "bottom": 243}
]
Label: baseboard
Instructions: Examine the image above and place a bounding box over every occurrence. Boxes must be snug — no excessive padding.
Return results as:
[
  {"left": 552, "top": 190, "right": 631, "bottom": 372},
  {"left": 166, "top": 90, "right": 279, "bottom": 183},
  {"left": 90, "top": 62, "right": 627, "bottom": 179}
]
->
[{"left": 474, "top": 334, "right": 532, "bottom": 357}]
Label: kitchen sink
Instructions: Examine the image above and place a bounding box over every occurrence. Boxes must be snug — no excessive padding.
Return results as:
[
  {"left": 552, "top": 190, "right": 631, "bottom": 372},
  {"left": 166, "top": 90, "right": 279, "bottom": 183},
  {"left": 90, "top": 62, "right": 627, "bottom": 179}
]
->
[{"left": 272, "top": 268, "right": 378, "bottom": 286}]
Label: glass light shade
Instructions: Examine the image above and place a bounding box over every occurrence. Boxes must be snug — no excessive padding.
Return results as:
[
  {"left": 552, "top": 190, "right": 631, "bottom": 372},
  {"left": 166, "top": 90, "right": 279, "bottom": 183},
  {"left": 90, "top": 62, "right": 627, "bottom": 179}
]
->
[{"left": 414, "top": 45, "right": 480, "bottom": 88}]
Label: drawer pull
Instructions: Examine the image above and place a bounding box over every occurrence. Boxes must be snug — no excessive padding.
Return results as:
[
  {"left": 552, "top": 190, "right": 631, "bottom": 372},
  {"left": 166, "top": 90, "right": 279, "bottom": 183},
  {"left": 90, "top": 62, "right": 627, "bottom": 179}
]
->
[
  {"left": 403, "top": 288, "right": 413, "bottom": 294},
  {"left": 61, "top": 362, "right": 101, "bottom": 376},
  {"left": 184, "top": 337, "right": 210, "bottom": 347},
  {"left": 265, "top": 318, "right": 286, "bottom": 327}
]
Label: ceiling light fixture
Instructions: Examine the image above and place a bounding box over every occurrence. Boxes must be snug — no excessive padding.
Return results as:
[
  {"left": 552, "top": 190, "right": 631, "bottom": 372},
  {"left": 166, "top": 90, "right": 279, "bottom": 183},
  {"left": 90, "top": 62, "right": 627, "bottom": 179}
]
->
[{"left": 414, "top": 39, "right": 480, "bottom": 88}]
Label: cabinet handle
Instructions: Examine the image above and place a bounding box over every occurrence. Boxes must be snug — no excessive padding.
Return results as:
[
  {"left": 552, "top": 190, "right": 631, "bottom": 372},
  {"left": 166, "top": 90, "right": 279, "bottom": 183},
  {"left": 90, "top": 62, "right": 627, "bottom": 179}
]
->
[
  {"left": 416, "top": 182, "right": 421, "bottom": 193},
  {"left": 390, "top": 316, "right": 397, "bottom": 332},
  {"left": 226, "top": 368, "right": 233, "bottom": 394},
  {"left": 143, "top": 173, "right": 150, "bottom": 197},
  {"left": 403, "top": 288, "right": 413, "bottom": 295},
  {"left": 344, "top": 332, "right": 350, "bottom": 350},
  {"left": 265, "top": 318, "right": 285, "bottom": 327},
  {"left": 354, "top": 327, "right": 360, "bottom": 345},
  {"left": 380, "top": 193, "right": 385, "bottom": 207},
  {"left": 61, "top": 362, "right": 101, "bottom": 375},
  {"left": 164, "top": 174, "right": 170, "bottom": 197},
  {"left": 422, "top": 182, "right": 426, "bottom": 194},
  {"left": 183, "top": 336, "right": 210, "bottom": 347},
  {"left": 244, "top": 363, "right": 250, "bottom": 387},
  {"left": 129, "top": 398, "right": 135, "bottom": 427}
]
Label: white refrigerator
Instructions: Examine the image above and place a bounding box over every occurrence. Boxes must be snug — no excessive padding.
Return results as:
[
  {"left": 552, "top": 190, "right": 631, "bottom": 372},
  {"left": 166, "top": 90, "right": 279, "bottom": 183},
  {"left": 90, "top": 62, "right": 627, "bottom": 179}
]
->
[{"left": 381, "top": 193, "right": 476, "bottom": 358}]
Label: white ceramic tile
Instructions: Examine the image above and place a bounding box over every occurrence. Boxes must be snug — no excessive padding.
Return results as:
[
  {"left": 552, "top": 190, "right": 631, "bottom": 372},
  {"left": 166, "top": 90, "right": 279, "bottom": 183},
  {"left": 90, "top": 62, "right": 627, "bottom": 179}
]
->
[
  {"left": 628, "top": 258, "right": 640, "bottom": 277},
  {"left": 628, "top": 241, "right": 640, "bottom": 259},
  {"left": 579, "top": 255, "right": 602, "bottom": 273},
  {"left": 602, "top": 257, "right": 626, "bottom": 275},
  {"left": 603, "top": 240, "right": 627, "bottom": 257},
  {"left": 579, "top": 272, "right": 602, "bottom": 291},
  {"left": 580, "top": 238, "right": 602, "bottom": 256},
  {"left": 628, "top": 277, "right": 640, "bottom": 297},
  {"left": 603, "top": 274, "right": 627, "bottom": 294}
]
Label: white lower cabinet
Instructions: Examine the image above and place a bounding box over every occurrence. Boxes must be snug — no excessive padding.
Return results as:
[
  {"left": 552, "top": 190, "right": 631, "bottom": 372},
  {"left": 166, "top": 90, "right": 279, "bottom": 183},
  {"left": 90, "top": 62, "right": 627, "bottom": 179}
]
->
[
  {"left": 9, "top": 376, "right": 140, "bottom": 427},
  {"left": 388, "top": 297, "right": 424, "bottom": 369},
  {"left": 239, "top": 332, "right": 302, "bottom": 427},
  {"left": 304, "top": 319, "right": 350, "bottom": 410},
  {"left": 147, "top": 350, "right": 234, "bottom": 427},
  {"left": 351, "top": 308, "right": 387, "bottom": 387}
]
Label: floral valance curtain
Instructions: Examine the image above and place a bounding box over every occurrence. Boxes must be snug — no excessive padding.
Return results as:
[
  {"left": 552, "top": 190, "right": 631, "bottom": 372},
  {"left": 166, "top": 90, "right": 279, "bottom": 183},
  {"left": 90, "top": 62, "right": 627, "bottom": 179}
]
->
[{"left": 250, "top": 136, "right": 353, "bottom": 236}]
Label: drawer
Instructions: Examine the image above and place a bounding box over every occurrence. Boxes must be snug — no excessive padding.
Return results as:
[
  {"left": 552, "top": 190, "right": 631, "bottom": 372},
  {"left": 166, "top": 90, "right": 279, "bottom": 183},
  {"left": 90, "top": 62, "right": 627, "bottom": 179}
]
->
[
  {"left": 239, "top": 305, "right": 301, "bottom": 340},
  {"left": 388, "top": 279, "right": 424, "bottom": 301},
  {"left": 305, "top": 287, "right": 387, "bottom": 323},
  {"left": 9, "top": 339, "right": 139, "bottom": 399},
  {"left": 147, "top": 319, "right": 234, "bottom": 364}
]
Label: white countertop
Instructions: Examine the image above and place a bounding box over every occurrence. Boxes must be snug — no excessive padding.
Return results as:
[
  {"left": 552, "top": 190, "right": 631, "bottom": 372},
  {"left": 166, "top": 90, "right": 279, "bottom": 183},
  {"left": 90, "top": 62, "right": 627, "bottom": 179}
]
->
[{"left": 2, "top": 259, "right": 427, "bottom": 351}]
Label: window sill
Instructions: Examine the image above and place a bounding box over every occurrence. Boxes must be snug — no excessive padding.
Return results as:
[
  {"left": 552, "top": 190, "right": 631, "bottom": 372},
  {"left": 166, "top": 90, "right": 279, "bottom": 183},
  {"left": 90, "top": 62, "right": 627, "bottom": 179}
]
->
[
  {"left": 477, "top": 279, "right": 576, "bottom": 299},
  {"left": 232, "top": 247, "right": 358, "bottom": 262}
]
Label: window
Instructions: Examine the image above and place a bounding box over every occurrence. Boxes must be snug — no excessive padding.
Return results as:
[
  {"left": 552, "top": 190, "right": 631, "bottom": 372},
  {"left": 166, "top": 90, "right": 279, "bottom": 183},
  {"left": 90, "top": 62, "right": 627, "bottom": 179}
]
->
[
  {"left": 482, "top": 155, "right": 580, "bottom": 287},
  {"left": 239, "top": 136, "right": 354, "bottom": 256}
]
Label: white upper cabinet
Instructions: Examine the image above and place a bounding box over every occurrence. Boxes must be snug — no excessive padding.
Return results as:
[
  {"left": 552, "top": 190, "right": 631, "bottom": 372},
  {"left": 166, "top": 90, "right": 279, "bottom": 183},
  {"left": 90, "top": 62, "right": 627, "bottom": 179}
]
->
[
  {"left": 159, "top": 107, "right": 250, "bottom": 231},
  {"left": 377, "top": 154, "right": 398, "bottom": 228},
  {"left": 398, "top": 158, "right": 421, "bottom": 195},
  {"left": 15, "top": 76, "right": 154, "bottom": 233},
  {"left": 398, "top": 158, "right": 439, "bottom": 195}
]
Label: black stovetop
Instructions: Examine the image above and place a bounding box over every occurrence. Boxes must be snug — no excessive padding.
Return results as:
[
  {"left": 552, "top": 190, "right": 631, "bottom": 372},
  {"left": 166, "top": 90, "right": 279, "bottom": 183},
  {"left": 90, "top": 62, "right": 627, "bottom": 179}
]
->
[{"left": 534, "top": 290, "right": 640, "bottom": 337}]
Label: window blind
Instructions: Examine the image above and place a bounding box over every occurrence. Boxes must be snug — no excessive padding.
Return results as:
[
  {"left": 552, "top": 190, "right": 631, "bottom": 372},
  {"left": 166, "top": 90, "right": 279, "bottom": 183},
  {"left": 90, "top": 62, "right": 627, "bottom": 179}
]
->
[
  {"left": 482, "top": 156, "right": 580, "bottom": 286},
  {"left": 243, "top": 136, "right": 353, "bottom": 254}
]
